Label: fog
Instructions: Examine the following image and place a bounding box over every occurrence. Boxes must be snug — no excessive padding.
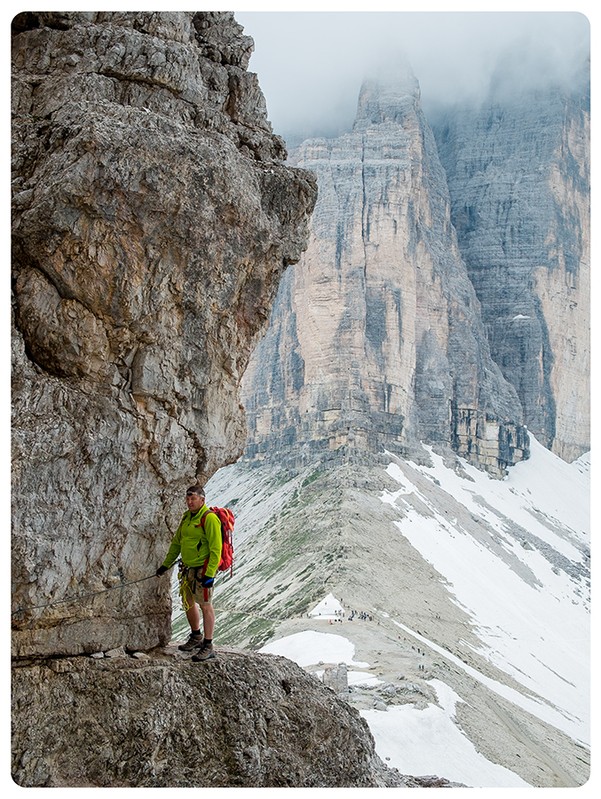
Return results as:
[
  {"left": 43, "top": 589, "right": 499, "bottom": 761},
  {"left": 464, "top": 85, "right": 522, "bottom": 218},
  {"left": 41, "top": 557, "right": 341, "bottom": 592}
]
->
[{"left": 235, "top": 11, "right": 590, "bottom": 141}]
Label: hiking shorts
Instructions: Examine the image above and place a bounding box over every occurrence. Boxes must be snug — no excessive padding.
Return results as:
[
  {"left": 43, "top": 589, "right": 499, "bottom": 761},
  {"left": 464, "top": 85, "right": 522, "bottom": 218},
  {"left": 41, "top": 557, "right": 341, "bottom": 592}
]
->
[{"left": 180, "top": 566, "right": 214, "bottom": 609}]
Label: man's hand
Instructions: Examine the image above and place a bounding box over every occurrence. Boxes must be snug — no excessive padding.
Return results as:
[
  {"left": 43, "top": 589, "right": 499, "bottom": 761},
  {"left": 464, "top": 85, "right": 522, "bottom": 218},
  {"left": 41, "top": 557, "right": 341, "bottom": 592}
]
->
[
  {"left": 200, "top": 575, "right": 214, "bottom": 588},
  {"left": 156, "top": 565, "right": 168, "bottom": 577}
]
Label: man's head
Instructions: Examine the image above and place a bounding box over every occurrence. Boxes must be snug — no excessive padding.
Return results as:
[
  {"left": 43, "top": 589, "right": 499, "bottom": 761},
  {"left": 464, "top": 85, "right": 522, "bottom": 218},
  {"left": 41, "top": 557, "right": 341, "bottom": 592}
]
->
[{"left": 186, "top": 484, "right": 205, "bottom": 513}]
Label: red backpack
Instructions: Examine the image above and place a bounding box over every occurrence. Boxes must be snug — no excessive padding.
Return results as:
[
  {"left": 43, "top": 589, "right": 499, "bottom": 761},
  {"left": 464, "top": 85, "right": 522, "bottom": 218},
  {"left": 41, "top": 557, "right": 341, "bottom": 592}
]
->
[{"left": 199, "top": 507, "right": 235, "bottom": 577}]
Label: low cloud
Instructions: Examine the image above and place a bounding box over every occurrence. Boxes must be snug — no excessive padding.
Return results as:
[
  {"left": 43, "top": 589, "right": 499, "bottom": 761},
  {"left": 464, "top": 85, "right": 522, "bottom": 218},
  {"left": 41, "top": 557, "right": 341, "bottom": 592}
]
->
[{"left": 236, "top": 11, "right": 590, "bottom": 139}]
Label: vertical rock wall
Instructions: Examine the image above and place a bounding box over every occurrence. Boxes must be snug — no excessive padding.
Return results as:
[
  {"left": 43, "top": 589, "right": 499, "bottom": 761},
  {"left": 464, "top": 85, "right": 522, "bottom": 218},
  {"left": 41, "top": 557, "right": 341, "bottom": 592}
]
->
[
  {"left": 434, "top": 75, "right": 590, "bottom": 461},
  {"left": 11, "top": 11, "right": 316, "bottom": 657},
  {"left": 243, "top": 69, "right": 527, "bottom": 473}
]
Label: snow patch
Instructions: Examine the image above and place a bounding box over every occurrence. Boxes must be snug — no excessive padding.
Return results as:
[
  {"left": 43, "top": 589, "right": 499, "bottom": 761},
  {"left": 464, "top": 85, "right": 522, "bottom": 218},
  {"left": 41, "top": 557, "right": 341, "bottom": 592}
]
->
[
  {"left": 382, "top": 435, "right": 590, "bottom": 744},
  {"left": 362, "top": 692, "right": 530, "bottom": 788},
  {"left": 259, "top": 630, "right": 369, "bottom": 668},
  {"left": 348, "top": 671, "right": 384, "bottom": 687},
  {"left": 308, "top": 592, "right": 345, "bottom": 618}
]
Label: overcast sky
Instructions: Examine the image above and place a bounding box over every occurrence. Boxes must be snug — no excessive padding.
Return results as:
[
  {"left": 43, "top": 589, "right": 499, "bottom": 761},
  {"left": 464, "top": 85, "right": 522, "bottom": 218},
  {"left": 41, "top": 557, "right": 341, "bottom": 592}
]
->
[{"left": 235, "top": 10, "right": 590, "bottom": 141}]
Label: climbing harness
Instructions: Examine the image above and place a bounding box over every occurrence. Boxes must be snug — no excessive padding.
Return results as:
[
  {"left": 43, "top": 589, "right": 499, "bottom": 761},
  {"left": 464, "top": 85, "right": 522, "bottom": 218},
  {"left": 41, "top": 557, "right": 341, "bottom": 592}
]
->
[
  {"left": 177, "top": 560, "right": 207, "bottom": 611},
  {"left": 11, "top": 573, "right": 156, "bottom": 619}
]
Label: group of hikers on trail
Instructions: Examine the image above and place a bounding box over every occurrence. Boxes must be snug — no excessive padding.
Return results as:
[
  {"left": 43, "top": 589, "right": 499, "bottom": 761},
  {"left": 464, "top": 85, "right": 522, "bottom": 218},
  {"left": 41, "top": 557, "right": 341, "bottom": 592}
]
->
[{"left": 156, "top": 483, "right": 233, "bottom": 662}]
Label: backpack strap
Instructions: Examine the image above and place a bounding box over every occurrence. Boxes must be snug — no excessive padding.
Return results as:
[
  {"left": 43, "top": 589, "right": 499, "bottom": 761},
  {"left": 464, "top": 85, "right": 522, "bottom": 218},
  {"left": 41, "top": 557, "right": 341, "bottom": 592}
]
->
[
  {"left": 198, "top": 509, "right": 212, "bottom": 529},
  {"left": 196, "top": 510, "right": 220, "bottom": 561},
  {"left": 199, "top": 508, "right": 222, "bottom": 530}
]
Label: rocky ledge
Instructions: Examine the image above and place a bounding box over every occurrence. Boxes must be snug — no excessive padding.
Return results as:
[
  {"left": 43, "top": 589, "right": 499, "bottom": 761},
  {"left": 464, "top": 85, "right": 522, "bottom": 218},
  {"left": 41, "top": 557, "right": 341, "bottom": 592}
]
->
[{"left": 11, "top": 645, "right": 457, "bottom": 788}]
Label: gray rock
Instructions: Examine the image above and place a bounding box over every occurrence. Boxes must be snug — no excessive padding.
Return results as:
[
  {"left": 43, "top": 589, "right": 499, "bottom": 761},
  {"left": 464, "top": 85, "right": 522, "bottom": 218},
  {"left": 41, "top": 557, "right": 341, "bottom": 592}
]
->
[
  {"left": 104, "top": 647, "right": 127, "bottom": 658},
  {"left": 11, "top": 649, "right": 412, "bottom": 788},
  {"left": 242, "top": 65, "right": 528, "bottom": 476},
  {"left": 433, "top": 68, "right": 590, "bottom": 462},
  {"left": 11, "top": 10, "right": 316, "bottom": 659},
  {"left": 322, "top": 662, "right": 348, "bottom": 694}
]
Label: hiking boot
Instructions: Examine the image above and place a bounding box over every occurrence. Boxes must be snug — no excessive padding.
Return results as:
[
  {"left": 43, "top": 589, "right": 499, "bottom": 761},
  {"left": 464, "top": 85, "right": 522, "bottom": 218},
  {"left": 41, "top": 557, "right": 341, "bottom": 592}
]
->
[
  {"left": 178, "top": 633, "right": 203, "bottom": 651},
  {"left": 192, "top": 641, "right": 216, "bottom": 662}
]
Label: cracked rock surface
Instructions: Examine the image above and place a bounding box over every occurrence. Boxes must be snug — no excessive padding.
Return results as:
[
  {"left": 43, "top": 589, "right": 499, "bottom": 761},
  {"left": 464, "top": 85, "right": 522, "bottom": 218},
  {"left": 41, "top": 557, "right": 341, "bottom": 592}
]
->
[
  {"left": 11, "top": 645, "right": 429, "bottom": 788},
  {"left": 11, "top": 11, "right": 316, "bottom": 658}
]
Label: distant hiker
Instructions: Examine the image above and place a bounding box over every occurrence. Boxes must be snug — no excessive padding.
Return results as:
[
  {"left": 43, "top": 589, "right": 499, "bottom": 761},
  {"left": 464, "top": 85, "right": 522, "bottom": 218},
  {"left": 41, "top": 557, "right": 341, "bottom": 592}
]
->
[{"left": 156, "top": 484, "right": 222, "bottom": 661}]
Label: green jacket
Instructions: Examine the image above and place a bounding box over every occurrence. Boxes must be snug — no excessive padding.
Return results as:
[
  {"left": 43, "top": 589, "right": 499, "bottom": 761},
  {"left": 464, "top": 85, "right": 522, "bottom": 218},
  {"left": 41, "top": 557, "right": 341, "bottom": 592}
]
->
[{"left": 162, "top": 504, "right": 222, "bottom": 578}]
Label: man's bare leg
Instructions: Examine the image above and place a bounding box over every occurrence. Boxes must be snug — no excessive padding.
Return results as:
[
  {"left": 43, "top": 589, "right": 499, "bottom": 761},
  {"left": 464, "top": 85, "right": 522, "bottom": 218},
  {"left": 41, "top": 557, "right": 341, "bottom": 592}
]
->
[
  {"left": 186, "top": 601, "right": 201, "bottom": 633},
  {"left": 201, "top": 603, "right": 215, "bottom": 640}
]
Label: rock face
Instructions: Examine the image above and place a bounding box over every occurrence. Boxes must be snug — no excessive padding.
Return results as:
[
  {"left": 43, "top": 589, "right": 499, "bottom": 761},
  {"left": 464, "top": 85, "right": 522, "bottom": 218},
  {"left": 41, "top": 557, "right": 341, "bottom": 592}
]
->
[
  {"left": 243, "top": 68, "right": 528, "bottom": 475},
  {"left": 433, "top": 71, "right": 590, "bottom": 462},
  {"left": 11, "top": 648, "right": 413, "bottom": 788},
  {"left": 11, "top": 11, "right": 316, "bottom": 658}
]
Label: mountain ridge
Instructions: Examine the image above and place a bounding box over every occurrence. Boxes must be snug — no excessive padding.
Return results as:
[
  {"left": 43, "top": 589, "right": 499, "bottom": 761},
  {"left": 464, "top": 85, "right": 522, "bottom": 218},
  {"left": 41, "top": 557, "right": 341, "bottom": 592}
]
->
[{"left": 203, "top": 435, "right": 589, "bottom": 787}]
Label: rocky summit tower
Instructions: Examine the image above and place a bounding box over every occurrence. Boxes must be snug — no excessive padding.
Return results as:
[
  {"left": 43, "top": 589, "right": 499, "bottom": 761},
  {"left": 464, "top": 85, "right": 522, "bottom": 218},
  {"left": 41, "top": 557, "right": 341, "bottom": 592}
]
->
[{"left": 242, "top": 65, "right": 528, "bottom": 476}]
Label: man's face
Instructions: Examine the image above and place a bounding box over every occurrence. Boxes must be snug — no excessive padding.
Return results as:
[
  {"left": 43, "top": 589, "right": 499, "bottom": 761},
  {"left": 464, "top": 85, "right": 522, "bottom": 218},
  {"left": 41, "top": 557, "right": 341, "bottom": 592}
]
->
[{"left": 186, "top": 491, "right": 204, "bottom": 513}]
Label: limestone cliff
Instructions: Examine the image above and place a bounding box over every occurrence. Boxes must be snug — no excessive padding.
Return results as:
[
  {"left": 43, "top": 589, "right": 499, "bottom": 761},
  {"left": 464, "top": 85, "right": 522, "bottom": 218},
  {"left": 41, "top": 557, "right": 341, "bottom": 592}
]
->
[
  {"left": 242, "top": 68, "right": 528, "bottom": 475},
  {"left": 433, "top": 70, "right": 590, "bottom": 462},
  {"left": 11, "top": 11, "right": 316, "bottom": 658}
]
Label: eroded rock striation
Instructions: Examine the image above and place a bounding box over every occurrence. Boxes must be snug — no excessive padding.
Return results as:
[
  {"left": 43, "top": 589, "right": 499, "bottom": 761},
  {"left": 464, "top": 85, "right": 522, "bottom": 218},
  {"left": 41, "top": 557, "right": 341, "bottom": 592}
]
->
[
  {"left": 11, "top": 11, "right": 316, "bottom": 658},
  {"left": 243, "top": 67, "right": 528, "bottom": 474}
]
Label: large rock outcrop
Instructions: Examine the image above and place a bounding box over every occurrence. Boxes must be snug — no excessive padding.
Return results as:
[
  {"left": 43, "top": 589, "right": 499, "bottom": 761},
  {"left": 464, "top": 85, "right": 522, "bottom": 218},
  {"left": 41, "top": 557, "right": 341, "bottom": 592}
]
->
[
  {"left": 11, "top": 11, "right": 316, "bottom": 658},
  {"left": 433, "top": 65, "right": 590, "bottom": 462},
  {"left": 242, "top": 67, "right": 528, "bottom": 474},
  {"left": 12, "top": 648, "right": 416, "bottom": 788}
]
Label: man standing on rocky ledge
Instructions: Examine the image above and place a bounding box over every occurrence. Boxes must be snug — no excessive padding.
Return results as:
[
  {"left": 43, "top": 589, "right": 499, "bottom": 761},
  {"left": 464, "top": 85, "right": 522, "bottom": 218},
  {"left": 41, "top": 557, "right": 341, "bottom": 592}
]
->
[{"left": 156, "top": 485, "right": 222, "bottom": 661}]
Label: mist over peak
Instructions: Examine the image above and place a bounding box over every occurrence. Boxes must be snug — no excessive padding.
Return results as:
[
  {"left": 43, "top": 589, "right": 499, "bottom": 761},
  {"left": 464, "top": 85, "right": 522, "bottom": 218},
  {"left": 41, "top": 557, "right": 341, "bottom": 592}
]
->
[
  {"left": 237, "top": 11, "right": 590, "bottom": 141},
  {"left": 487, "top": 36, "right": 589, "bottom": 105},
  {"left": 354, "top": 60, "right": 421, "bottom": 129}
]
